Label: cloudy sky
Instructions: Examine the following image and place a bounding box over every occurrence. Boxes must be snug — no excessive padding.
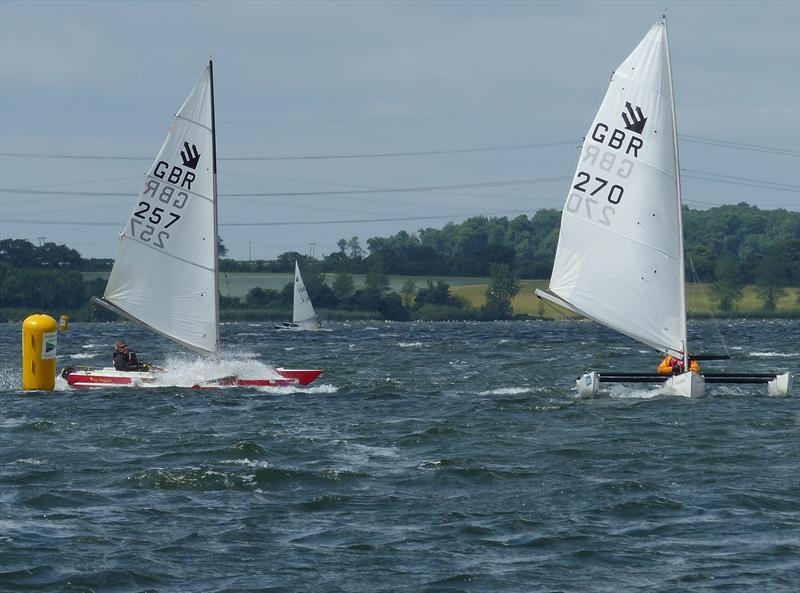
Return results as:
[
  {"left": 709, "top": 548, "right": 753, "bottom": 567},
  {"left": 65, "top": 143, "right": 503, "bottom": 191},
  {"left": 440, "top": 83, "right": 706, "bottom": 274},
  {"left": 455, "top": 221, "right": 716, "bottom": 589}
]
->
[{"left": 1, "top": 0, "right": 798, "bottom": 260}]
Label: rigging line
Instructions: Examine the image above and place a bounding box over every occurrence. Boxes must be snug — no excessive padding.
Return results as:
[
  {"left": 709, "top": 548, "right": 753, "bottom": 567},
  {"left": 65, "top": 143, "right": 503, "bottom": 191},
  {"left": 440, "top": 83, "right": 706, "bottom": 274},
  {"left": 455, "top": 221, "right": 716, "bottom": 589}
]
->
[
  {"left": 536, "top": 292, "right": 576, "bottom": 320},
  {"left": 687, "top": 255, "right": 729, "bottom": 357}
]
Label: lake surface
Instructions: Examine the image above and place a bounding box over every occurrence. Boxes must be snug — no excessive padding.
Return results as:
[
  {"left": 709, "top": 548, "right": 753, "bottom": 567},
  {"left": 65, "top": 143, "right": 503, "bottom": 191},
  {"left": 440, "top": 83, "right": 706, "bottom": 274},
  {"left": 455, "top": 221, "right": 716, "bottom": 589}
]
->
[{"left": 1, "top": 319, "right": 798, "bottom": 592}]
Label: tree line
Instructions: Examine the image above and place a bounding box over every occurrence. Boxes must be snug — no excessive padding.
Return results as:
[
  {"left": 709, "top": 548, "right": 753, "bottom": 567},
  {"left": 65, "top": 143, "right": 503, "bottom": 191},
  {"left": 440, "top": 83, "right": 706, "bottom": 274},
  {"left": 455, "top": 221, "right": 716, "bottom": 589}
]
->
[
  {"left": 219, "top": 203, "right": 799, "bottom": 285},
  {"left": 1, "top": 202, "right": 798, "bottom": 319}
]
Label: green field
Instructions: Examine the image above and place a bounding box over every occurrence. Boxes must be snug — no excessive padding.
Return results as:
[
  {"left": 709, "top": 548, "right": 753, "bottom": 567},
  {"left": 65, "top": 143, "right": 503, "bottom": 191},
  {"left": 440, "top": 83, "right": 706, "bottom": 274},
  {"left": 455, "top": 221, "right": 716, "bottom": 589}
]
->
[
  {"left": 83, "top": 272, "right": 799, "bottom": 317},
  {"left": 83, "top": 272, "right": 500, "bottom": 298}
]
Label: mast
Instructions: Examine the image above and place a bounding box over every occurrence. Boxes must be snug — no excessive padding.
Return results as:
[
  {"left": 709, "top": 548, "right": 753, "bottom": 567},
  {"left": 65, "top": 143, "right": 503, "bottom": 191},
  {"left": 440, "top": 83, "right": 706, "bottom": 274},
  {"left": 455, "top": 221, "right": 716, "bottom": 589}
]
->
[
  {"left": 662, "top": 15, "right": 689, "bottom": 368},
  {"left": 209, "top": 59, "right": 221, "bottom": 353}
]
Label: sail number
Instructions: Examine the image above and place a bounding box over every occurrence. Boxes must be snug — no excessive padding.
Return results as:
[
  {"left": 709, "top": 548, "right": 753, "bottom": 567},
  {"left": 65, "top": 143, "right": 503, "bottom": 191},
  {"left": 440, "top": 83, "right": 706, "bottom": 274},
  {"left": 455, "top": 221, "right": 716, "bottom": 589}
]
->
[
  {"left": 566, "top": 171, "right": 625, "bottom": 226},
  {"left": 128, "top": 180, "right": 188, "bottom": 249},
  {"left": 572, "top": 172, "right": 623, "bottom": 204}
]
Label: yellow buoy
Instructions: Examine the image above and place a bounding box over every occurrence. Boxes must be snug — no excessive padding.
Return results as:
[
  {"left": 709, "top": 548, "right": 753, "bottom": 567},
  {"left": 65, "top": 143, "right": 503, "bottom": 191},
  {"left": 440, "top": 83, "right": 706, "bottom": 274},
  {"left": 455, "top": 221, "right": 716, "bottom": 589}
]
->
[{"left": 22, "top": 314, "right": 58, "bottom": 391}]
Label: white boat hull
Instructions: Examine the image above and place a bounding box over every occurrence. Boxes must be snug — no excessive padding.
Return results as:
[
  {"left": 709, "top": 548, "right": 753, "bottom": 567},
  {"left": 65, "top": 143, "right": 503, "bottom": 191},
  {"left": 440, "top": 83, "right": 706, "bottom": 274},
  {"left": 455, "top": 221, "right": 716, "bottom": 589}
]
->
[
  {"left": 576, "top": 370, "right": 707, "bottom": 398},
  {"left": 767, "top": 372, "right": 794, "bottom": 397},
  {"left": 664, "top": 371, "right": 705, "bottom": 397},
  {"left": 576, "top": 371, "right": 600, "bottom": 398}
]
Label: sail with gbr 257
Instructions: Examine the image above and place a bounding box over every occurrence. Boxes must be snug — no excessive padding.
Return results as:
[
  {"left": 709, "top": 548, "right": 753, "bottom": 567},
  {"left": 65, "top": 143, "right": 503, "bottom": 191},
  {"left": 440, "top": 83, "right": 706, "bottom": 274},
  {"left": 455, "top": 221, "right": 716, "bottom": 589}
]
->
[{"left": 62, "top": 62, "right": 323, "bottom": 389}]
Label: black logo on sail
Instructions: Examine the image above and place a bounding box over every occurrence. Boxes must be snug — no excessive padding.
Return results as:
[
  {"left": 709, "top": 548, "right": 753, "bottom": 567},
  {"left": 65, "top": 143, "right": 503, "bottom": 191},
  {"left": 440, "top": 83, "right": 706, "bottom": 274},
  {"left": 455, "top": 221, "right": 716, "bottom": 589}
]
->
[
  {"left": 622, "top": 102, "right": 647, "bottom": 134},
  {"left": 181, "top": 142, "right": 201, "bottom": 169}
]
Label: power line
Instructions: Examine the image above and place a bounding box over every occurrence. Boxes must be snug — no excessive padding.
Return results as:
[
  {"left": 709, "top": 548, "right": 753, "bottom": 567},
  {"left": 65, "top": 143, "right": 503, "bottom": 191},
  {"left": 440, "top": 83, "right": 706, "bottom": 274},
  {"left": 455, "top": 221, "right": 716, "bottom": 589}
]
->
[
  {"left": 1, "top": 209, "right": 532, "bottom": 228},
  {"left": 0, "top": 141, "right": 573, "bottom": 162},
  {"left": 0, "top": 176, "right": 570, "bottom": 198},
  {"left": 681, "top": 169, "right": 799, "bottom": 193},
  {"left": 2, "top": 168, "right": 796, "bottom": 198},
  {"left": 680, "top": 135, "right": 799, "bottom": 157},
  {"left": 1, "top": 134, "right": 797, "bottom": 161}
]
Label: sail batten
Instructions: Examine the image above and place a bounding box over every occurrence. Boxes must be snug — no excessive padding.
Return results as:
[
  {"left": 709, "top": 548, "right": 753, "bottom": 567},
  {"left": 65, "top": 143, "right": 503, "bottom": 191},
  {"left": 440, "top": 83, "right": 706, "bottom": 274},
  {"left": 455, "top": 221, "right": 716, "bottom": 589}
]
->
[
  {"left": 545, "top": 21, "right": 686, "bottom": 355},
  {"left": 102, "top": 63, "right": 219, "bottom": 354}
]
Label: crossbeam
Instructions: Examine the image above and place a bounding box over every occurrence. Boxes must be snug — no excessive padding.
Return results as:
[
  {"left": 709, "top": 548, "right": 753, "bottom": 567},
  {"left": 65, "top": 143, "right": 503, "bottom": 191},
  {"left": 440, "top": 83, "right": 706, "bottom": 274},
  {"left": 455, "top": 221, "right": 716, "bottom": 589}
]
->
[{"left": 594, "top": 371, "right": 785, "bottom": 386}]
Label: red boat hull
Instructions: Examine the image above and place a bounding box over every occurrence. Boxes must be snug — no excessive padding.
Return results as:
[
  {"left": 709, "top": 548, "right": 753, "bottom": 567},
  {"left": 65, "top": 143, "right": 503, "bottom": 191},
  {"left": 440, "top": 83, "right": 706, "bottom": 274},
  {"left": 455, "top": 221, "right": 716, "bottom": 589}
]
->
[{"left": 62, "top": 367, "right": 323, "bottom": 389}]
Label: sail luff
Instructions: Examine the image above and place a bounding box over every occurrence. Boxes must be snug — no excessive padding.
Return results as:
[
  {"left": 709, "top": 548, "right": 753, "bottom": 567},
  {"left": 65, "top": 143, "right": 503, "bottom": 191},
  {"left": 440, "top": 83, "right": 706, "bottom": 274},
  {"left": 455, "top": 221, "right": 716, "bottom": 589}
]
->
[
  {"left": 662, "top": 16, "right": 689, "bottom": 365},
  {"left": 209, "top": 59, "right": 221, "bottom": 353}
]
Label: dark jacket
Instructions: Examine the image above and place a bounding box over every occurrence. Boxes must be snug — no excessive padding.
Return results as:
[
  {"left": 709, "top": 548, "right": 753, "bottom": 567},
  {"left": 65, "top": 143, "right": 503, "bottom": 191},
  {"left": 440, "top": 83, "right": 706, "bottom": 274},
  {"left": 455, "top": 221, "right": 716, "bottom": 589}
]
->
[{"left": 113, "top": 349, "right": 146, "bottom": 371}]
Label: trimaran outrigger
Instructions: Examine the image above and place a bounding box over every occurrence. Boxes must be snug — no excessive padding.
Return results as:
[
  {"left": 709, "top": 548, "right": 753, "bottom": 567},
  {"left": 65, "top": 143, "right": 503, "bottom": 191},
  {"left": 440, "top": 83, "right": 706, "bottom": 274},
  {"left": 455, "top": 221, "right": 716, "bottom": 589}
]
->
[
  {"left": 536, "top": 18, "right": 792, "bottom": 398},
  {"left": 62, "top": 61, "right": 322, "bottom": 389}
]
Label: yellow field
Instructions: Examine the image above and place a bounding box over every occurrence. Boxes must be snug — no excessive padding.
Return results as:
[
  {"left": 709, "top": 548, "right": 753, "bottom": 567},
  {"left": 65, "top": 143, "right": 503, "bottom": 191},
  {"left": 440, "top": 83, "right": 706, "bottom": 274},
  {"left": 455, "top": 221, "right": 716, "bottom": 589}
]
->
[{"left": 451, "top": 281, "right": 800, "bottom": 318}]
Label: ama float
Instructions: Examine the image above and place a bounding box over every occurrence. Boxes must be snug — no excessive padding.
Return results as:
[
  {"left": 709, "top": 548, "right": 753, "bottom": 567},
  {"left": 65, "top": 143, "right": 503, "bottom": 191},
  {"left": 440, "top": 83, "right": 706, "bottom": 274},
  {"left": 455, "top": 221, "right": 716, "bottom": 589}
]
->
[
  {"left": 535, "top": 18, "right": 792, "bottom": 398},
  {"left": 62, "top": 61, "right": 322, "bottom": 389}
]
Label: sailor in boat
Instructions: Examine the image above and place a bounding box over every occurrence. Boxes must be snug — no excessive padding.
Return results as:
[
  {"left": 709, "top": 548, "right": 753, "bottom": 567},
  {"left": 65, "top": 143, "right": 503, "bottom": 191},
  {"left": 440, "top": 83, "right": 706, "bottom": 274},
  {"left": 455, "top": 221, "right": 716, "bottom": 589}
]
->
[
  {"left": 657, "top": 354, "right": 700, "bottom": 376},
  {"left": 113, "top": 340, "right": 150, "bottom": 372}
]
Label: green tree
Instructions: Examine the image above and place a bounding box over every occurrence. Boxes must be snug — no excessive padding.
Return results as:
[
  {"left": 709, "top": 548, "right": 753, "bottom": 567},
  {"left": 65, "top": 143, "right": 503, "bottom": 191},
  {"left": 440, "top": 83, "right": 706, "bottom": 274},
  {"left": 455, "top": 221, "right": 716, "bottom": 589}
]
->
[
  {"left": 0, "top": 239, "right": 38, "bottom": 267},
  {"left": 710, "top": 253, "right": 744, "bottom": 312},
  {"left": 365, "top": 254, "right": 389, "bottom": 295},
  {"left": 218, "top": 237, "right": 229, "bottom": 258},
  {"left": 755, "top": 243, "right": 787, "bottom": 311},
  {"left": 481, "top": 263, "right": 520, "bottom": 319},
  {"left": 414, "top": 280, "right": 460, "bottom": 309},
  {"left": 347, "top": 237, "right": 364, "bottom": 260},
  {"left": 245, "top": 287, "right": 281, "bottom": 308},
  {"left": 400, "top": 279, "right": 417, "bottom": 309},
  {"left": 332, "top": 271, "right": 355, "bottom": 302}
]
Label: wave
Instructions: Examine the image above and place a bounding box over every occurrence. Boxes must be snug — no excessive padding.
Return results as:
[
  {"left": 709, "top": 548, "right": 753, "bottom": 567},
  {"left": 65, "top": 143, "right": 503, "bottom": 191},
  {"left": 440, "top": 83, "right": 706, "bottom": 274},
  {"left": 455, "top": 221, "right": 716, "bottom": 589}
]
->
[{"left": 479, "top": 387, "right": 535, "bottom": 396}]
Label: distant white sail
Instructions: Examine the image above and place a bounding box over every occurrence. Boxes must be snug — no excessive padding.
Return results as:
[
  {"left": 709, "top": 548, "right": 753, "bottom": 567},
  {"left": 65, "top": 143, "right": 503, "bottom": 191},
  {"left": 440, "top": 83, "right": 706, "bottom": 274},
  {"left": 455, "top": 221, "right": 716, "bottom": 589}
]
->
[
  {"left": 100, "top": 64, "right": 219, "bottom": 354},
  {"left": 292, "top": 261, "right": 318, "bottom": 327},
  {"left": 538, "top": 22, "right": 686, "bottom": 356}
]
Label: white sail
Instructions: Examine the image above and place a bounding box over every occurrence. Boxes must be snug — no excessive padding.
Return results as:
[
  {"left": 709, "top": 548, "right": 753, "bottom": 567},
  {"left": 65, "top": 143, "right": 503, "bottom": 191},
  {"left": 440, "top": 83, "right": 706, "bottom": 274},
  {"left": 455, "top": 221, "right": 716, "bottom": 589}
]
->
[
  {"left": 292, "top": 261, "right": 318, "bottom": 327},
  {"left": 100, "top": 63, "right": 219, "bottom": 354},
  {"left": 538, "top": 21, "right": 687, "bottom": 357}
]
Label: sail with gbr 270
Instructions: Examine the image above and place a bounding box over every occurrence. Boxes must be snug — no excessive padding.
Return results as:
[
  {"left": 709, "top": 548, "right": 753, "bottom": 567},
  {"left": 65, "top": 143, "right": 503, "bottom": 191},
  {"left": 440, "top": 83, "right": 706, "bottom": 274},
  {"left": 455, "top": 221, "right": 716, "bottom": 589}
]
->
[{"left": 536, "top": 19, "right": 795, "bottom": 398}]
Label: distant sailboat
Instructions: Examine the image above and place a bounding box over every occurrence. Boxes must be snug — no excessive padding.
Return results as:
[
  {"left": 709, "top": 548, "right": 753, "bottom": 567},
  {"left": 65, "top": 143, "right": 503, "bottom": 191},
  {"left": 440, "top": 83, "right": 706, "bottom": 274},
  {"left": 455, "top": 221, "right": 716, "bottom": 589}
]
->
[
  {"left": 277, "top": 261, "right": 321, "bottom": 330},
  {"left": 62, "top": 61, "right": 322, "bottom": 389},
  {"left": 536, "top": 19, "right": 792, "bottom": 398}
]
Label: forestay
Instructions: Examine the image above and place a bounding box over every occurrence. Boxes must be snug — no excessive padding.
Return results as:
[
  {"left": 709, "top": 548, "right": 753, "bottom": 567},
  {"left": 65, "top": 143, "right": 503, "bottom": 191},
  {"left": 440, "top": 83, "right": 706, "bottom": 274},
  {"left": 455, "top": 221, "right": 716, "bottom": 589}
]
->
[
  {"left": 100, "top": 64, "right": 219, "bottom": 354},
  {"left": 293, "top": 262, "right": 318, "bottom": 326},
  {"left": 538, "top": 22, "right": 686, "bottom": 356}
]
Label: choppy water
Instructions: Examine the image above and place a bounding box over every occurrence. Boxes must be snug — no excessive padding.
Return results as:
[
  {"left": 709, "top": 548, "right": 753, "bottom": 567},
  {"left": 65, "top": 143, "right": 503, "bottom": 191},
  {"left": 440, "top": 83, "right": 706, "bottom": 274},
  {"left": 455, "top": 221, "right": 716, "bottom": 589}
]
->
[{"left": 1, "top": 319, "right": 798, "bottom": 592}]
